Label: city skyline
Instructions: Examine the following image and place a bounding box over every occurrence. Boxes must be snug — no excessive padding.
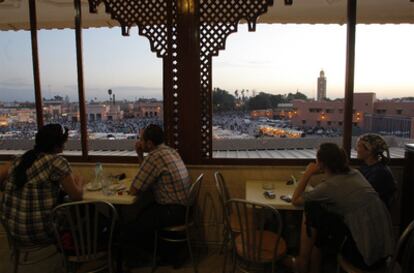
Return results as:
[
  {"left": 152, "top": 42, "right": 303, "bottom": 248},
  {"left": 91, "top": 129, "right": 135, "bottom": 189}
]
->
[{"left": 1, "top": 24, "right": 413, "bottom": 102}]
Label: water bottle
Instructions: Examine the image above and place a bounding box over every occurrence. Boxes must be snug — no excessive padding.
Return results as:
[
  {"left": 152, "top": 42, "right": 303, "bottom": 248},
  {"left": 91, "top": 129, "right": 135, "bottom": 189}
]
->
[
  {"left": 94, "top": 162, "right": 103, "bottom": 188},
  {"left": 96, "top": 163, "right": 112, "bottom": 196}
]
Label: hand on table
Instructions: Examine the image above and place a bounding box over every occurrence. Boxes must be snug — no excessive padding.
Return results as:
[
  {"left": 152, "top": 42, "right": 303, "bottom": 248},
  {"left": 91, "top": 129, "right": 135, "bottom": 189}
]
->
[{"left": 73, "top": 174, "right": 85, "bottom": 187}]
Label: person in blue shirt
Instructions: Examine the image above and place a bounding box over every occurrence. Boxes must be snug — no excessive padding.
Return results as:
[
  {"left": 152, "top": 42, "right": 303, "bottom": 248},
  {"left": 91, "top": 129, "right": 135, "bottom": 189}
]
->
[{"left": 356, "top": 133, "right": 397, "bottom": 208}]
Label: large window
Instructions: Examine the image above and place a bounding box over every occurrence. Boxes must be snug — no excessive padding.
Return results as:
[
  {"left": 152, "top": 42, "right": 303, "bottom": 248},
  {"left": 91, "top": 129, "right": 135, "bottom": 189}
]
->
[
  {"left": 0, "top": 26, "right": 162, "bottom": 159},
  {"left": 353, "top": 24, "right": 414, "bottom": 159},
  {"left": 83, "top": 27, "right": 162, "bottom": 156},
  {"left": 0, "top": 28, "right": 35, "bottom": 153},
  {"left": 212, "top": 24, "right": 346, "bottom": 159},
  {"left": 0, "top": 4, "right": 411, "bottom": 162},
  {"left": 38, "top": 28, "right": 81, "bottom": 155}
]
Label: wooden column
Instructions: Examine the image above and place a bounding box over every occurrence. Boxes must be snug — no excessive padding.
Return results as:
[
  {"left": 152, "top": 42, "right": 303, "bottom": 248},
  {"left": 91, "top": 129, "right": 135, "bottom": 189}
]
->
[
  {"left": 28, "top": 0, "right": 44, "bottom": 128},
  {"left": 162, "top": 0, "right": 174, "bottom": 148},
  {"left": 74, "top": 0, "right": 88, "bottom": 158},
  {"left": 342, "top": 0, "right": 357, "bottom": 156},
  {"left": 176, "top": 0, "right": 202, "bottom": 163}
]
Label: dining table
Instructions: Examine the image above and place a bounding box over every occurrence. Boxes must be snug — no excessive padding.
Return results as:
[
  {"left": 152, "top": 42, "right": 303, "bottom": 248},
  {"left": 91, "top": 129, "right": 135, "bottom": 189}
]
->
[
  {"left": 82, "top": 177, "right": 138, "bottom": 273},
  {"left": 245, "top": 180, "right": 308, "bottom": 210},
  {"left": 82, "top": 177, "right": 137, "bottom": 205}
]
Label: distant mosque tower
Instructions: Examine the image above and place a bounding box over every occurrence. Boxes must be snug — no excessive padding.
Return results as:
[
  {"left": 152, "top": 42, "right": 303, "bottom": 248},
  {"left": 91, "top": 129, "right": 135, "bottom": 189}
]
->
[{"left": 317, "top": 70, "right": 327, "bottom": 101}]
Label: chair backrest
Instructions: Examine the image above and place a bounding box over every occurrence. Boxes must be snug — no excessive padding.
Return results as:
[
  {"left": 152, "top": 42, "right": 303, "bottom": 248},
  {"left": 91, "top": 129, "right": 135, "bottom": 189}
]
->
[
  {"left": 225, "top": 198, "right": 283, "bottom": 263},
  {"left": 389, "top": 220, "right": 414, "bottom": 273},
  {"left": 50, "top": 200, "right": 118, "bottom": 265},
  {"left": 185, "top": 173, "right": 204, "bottom": 224},
  {"left": 214, "top": 171, "right": 231, "bottom": 207},
  {"left": 214, "top": 171, "right": 234, "bottom": 226}
]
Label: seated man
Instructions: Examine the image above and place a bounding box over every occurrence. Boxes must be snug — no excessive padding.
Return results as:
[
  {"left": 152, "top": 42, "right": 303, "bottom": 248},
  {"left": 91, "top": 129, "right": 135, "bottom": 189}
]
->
[{"left": 125, "top": 124, "right": 191, "bottom": 243}]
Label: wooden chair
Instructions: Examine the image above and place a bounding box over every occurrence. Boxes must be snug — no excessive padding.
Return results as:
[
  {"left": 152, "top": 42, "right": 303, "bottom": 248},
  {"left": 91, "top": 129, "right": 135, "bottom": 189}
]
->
[
  {"left": 225, "top": 199, "right": 287, "bottom": 273},
  {"left": 151, "top": 173, "right": 204, "bottom": 273},
  {"left": 50, "top": 200, "right": 118, "bottom": 273},
  {"left": 0, "top": 217, "right": 56, "bottom": 273},
  {"left": 338, "top": 220, "right": 414, "bottom": 273}
]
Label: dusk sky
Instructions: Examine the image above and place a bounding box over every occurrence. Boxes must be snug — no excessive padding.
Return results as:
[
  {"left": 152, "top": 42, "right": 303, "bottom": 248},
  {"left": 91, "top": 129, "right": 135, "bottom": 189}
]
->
[{"left": 0, "top": 23, "right": 413, "bottom": 102}]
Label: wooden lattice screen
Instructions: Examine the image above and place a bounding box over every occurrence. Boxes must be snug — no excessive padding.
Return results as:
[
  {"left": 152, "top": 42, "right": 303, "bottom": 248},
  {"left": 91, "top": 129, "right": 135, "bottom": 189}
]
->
[{"left": 87, "top": 0, "right": 283, "bottom": 163}]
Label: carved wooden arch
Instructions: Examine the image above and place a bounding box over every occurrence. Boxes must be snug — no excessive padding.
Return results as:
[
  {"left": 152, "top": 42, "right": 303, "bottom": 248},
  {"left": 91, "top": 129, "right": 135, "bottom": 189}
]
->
[
  {"left": 86, "top": 0, "right": 291, "bottom": 162},
  {"left": 88, "top": 0, "right": 169, "bottom": 57},
  {"left": 199, "top": 0, "right": 275, "bottom": 159}
]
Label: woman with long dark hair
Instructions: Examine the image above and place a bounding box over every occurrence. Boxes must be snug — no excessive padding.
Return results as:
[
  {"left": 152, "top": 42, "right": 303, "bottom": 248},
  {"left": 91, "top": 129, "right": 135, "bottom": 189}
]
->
[
  {"left": 288, "top": 143, "right": 394, "bottom": 273},
  {"left": 0, "top": 124, "right": 83, "bottom": 244}
]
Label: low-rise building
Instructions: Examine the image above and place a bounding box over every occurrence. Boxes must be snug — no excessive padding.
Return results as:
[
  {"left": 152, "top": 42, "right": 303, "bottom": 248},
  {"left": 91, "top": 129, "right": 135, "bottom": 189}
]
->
[
  {"left": 134, "top": 99, "right": 163, "bottom": 118},
  {"left": 291, "top": 93, "right": 414, "bottom": 138}
]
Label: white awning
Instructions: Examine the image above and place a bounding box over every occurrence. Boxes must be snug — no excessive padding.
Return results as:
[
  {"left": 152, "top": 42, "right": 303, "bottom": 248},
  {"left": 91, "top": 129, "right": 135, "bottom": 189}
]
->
[
  {"left": 0, "top": 0, "right": 413, "bottom": 31},
  {"left": 0, "top": 0, "right": 119, "bottom": 31}
]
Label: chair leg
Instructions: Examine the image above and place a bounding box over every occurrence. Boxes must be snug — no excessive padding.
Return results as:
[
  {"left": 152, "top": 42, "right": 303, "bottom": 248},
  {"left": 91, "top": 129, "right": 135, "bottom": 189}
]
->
[
  {"left": 12, "top": 249, "right": 20, "bottom": 273},
  {"left": 219, "top": 229, "right": 228, "bottom": 255},
  {"left": 23, "top": 251, "right": 29, "bottom": 262},
  {"left": 222, "top": 246, "right": 228, "bottom": 273},
  {"left": 231, "top": 249, "right": 236, "bottom": 273},
  {"left": 108, "top": 249, "right": 113, "bottom": 273},
  {"left": 186, "top": 229, "right": 198, "bottom": 273},
  {"left": 151, "top": 231, "right": 158, "bottom": 273},
  {"left": 336, "top": 262, "right": 342, "bottom": 273}
]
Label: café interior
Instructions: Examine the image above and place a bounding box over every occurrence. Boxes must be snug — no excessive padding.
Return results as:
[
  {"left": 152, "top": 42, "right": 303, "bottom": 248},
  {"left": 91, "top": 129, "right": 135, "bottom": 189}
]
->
[{"left": 0, "top": 0, "right": 414, "bottom": 272}]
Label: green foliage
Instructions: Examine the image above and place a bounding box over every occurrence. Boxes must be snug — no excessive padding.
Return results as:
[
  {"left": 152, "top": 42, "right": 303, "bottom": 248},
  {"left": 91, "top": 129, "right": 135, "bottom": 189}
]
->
[
  {"left": 212, "top": 88, "right": 236, "bottom": 112},
  {"left": 212, "top": 88, "right": 309, "bottom": 112},
  {"left": 286, "top": 91, "right": 307, "bottom": 101},
  {"left": 246, "top": 91, "right": 307, "bottom": 110},
  {"left": 247, "top": 92, "right": 277, "bottom": 110}
]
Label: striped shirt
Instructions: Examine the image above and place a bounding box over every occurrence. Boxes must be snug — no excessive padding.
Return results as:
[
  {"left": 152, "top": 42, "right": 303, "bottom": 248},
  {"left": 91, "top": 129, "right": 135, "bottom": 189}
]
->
[
  {"left": 0, "top": 153, "right": 71, "bottom": 244},
  {"left": 132, "top": 144, "right": 190, "bottom": 205}
]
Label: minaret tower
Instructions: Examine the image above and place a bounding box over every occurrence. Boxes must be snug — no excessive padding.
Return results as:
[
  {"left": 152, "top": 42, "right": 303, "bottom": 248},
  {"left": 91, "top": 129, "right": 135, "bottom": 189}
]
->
[{"left": 317, "top": 70, "right": 327, "bottom": 101}]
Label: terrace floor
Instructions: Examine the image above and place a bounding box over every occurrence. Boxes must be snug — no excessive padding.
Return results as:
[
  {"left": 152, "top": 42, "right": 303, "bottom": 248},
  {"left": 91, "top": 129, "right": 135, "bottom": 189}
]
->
[{"left": 0, "top": 230, "right": 341, "bottom": 273}]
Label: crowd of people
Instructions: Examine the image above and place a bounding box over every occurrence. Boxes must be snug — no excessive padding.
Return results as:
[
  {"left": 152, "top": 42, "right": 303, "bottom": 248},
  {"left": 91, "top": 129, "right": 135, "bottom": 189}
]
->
[
  {"left": 213, "top": 112, "right": 344, "bottom": 139},
  {"left": 0, "top": 111, "right": 389, "bottom": 143},
  {"left": 213, "top": 112, "right": 257, "bottom": 137},
  {"left": 0, "top": 117, "right": 163, "bottom": 139}
]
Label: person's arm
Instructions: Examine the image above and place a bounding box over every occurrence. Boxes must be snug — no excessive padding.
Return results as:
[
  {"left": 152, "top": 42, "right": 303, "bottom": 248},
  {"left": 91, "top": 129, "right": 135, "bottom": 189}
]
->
[
  {"left": 128, "top": 157, "right": 157, "bottom": 196},
  {"left": 292, "top": 162, "right": 320, "bottom": 206},
  {"left": 0, "top": 162, "right": 11, "bottom": 190},
  {"left": 135, "top": 141, "right": 145, "bottom": 164},
  {"left": 60, "top": 174, "right": 84, "bottom": 201}
]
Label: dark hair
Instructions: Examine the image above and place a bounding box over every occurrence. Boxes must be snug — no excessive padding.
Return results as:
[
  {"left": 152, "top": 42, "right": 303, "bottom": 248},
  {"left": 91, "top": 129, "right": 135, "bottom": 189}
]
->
[
  {"left": 13, "top": 124, "right": 68, "bottom": 189},
  {"left": 317, "top": 143, "right": 350, "bottom": 174},
  {"left": 142, "top": 124, "right": 164, "bottom": 146}
]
